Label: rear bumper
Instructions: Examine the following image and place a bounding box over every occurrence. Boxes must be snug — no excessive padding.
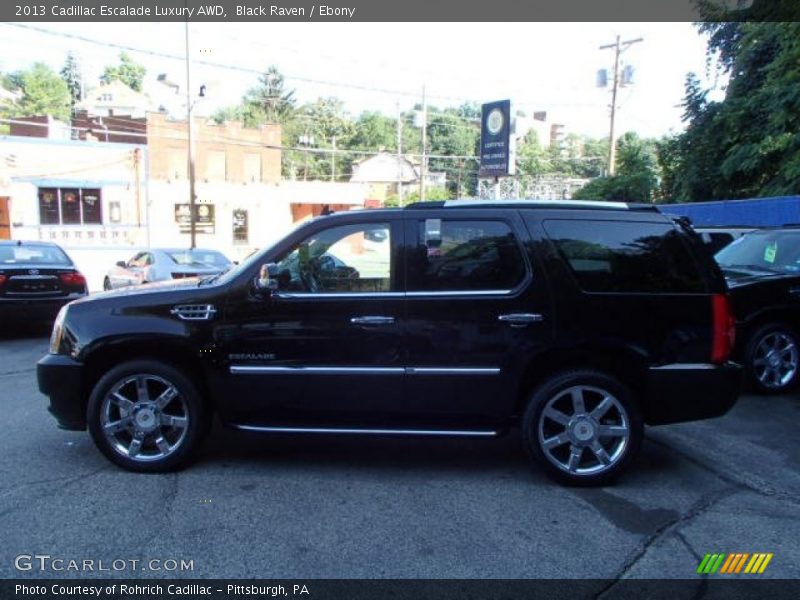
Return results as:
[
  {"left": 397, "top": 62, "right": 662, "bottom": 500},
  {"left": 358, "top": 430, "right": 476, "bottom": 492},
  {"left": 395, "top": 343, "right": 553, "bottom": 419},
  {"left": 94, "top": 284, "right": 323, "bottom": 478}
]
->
[
  {"left": 645, "top": 362, "right": 743, "bottom": 426},
  {"left": 37, "top": 353, "right": 86, "bottom": 431},
  {"left": 0, "top": 294, "right": 84, "bottom": 322}
]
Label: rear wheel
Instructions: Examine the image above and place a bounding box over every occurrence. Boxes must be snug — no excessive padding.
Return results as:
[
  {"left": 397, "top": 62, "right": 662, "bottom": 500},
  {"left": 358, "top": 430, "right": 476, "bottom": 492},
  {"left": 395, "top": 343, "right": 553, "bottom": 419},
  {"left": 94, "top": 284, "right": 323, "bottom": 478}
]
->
[
  {"left": 745, "top": 323, "right": 800, "bottom": 394},
  {"left": 87, "top": 360, "right": 209, "bottom": 472},
  {"left": 522, "top": 370, "right": 643, "bottom": 486},
  {"left": 103, "top": 277, "right": 111, "bottom": 291}
]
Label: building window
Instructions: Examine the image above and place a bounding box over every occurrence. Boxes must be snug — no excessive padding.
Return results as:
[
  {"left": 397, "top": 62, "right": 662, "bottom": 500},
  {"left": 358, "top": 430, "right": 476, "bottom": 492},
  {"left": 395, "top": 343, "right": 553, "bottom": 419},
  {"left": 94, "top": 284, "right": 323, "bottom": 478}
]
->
[
  {"left": 38, "top": 188, "right": 103, "bottom": 226},
  {"left": 232, "top": 209, "right": 248, "bottom": 245},
  {"left": 207, "top": 150, "right": 227, "bottom": 181},
  {"left": 243, "top": 153, "right": 261, "bottom": 182}
]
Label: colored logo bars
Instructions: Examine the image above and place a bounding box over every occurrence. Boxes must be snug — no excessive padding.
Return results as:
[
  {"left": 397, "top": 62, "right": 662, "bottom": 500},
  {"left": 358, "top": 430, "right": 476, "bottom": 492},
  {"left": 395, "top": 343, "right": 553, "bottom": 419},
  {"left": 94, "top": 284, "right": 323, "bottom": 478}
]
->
[{"left": 697, "top": 552, "right": 773, "bottom": 575}]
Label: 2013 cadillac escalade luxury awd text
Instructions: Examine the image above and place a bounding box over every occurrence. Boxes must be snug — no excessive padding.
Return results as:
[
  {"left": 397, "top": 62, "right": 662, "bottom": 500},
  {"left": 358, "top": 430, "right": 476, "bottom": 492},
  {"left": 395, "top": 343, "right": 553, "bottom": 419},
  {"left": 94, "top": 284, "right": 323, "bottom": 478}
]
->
[{"left": 37, "top": 201, "right": 742, "bottom": 485}]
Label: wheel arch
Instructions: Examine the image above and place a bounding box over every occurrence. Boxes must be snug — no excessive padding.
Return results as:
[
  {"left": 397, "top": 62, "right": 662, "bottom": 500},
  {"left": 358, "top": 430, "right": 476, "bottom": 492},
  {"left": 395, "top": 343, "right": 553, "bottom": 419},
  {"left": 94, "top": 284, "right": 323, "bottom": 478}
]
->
[
  {"left": 81, "top": 336, "right": 211, "bottom": 419},
  {"left": 514, "top": 345, "right": 649, "bottom": 418}
]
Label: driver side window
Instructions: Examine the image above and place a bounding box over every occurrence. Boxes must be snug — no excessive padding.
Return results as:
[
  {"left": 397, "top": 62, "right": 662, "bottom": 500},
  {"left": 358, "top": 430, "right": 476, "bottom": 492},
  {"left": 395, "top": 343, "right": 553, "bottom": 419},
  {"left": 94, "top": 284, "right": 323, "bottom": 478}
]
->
[{"left": 274, "top": 222, "right": 392, "bottom": 294}]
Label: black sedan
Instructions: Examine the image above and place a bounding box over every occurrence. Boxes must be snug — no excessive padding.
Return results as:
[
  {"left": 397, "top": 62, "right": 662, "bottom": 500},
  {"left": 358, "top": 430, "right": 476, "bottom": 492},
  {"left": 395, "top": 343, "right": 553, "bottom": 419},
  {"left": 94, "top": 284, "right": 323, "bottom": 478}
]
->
[
  {"left": 0, "top": 241, "right": 88, "bottom": 322},
  {"left": 716, "top": 227, "right": 800, "bottom": 393}
]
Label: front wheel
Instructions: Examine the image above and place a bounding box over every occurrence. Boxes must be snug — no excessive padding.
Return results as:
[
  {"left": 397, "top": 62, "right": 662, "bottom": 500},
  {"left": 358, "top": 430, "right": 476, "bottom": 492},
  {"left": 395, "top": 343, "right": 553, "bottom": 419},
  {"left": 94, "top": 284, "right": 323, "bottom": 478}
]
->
[
  {"left": 745, "top": 323, "right": 800, "bottom": 394},
  {"left": 103, "top": 277, "right": 111, "bottom": 291},
  {"left": 522, "top": 370, "right": 643, "bottom": 486},
  {"left": 87, "top": 360, "right": 210, "bottom": 472}
]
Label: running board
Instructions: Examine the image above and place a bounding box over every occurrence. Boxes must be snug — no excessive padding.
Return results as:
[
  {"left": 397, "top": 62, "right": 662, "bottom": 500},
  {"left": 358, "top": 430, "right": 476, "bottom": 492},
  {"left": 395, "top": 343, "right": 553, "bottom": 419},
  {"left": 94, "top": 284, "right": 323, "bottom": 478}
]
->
[{"left": 232, "top": 425, "right": 499, "bottom": 437}]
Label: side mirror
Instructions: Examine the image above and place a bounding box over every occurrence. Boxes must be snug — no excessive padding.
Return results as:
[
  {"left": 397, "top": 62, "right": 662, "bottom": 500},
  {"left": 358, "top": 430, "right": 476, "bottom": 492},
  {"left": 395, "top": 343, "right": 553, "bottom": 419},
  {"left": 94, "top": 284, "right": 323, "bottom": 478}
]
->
[
  {"left": 254, "top": 263, "right": 279, "bottom": 296},
  {"left": 116, "top": 261, "right": 127, "bottom": 268}
]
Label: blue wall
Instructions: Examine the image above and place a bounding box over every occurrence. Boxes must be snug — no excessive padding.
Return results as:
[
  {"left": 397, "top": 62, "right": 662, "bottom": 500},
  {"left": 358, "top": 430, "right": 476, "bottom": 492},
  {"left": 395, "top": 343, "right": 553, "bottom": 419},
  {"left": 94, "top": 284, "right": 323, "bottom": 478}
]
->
[{"left": 659, "top": 196, "right": 800, "bottom": 227}]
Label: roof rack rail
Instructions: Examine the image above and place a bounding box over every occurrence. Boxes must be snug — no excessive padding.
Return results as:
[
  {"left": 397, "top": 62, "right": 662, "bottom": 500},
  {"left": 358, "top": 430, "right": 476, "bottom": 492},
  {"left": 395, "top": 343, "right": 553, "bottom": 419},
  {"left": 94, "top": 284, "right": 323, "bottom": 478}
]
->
[{"left": 403, "top": 199, "right": 657, "bottom": 212}]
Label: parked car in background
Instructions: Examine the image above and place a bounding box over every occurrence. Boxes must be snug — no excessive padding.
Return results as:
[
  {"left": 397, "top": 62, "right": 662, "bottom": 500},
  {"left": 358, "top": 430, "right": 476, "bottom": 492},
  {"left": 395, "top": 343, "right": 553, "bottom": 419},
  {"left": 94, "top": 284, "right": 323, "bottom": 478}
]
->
[
  {"left": 694, "top": 226, "right": 757, "bottom": 254},
  {"left": 38, "top": 201, "right": 741, "bottom": 486},
  {"left": 716, "top": 227, "right": 800, "bottom": 394},
  {"left": 0, "top": 241, "right": 88, "bottom": 322},
  {"left": 103, "top": 248, "right": 233, "bottom": 290}
]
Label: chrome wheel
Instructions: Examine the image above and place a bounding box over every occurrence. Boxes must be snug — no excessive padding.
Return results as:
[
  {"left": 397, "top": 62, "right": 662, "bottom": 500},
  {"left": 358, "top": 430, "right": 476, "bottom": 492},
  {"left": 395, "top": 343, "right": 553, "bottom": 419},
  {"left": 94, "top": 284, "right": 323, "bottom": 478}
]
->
[
  {"left": 537, "top": 385, "right": 630, "bottom": 476},
  {"left": 753, "top": 331, "right": 799, "bottom": 390},
  {"left": 100, "top": 374, "right": 189, "bottom": 463}
]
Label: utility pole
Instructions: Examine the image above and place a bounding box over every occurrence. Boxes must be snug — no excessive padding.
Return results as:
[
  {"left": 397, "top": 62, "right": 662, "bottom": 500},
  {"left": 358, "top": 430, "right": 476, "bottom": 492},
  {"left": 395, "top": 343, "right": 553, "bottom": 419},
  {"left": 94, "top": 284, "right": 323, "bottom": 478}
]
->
[
  {"left": 184, "top": 18, "right": 197, "bottom": 249},
  {"left": 599, "top": 35, "right": 643, "bottom": 175},
  {"left": 396, "top": 101, "right": 403, "bottom": 206},
  {"left": 419, "top": 85, "right": 427, "bottom": 201}
]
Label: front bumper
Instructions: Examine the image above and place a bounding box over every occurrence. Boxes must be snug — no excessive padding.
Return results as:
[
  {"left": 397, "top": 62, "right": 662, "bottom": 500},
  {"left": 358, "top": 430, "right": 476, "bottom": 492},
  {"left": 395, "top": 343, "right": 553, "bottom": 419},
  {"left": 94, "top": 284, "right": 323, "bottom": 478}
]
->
[
  {"left": 37, "top": 353, "right": 86, "bottom": 431},
  {"left": 644, "top": 362, "right": 743, "bottom": 426}
]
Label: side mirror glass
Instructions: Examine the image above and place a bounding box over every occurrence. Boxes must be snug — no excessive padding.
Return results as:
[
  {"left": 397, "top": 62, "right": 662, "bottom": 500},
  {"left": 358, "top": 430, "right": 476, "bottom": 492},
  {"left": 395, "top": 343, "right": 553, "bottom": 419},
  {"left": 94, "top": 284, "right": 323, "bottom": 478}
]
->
[
  {"left": 254, "top": 262, "right": 279, "bottom": 296},
  {"left": 116, "top": 261, "right": 127, "bottom": 268}
]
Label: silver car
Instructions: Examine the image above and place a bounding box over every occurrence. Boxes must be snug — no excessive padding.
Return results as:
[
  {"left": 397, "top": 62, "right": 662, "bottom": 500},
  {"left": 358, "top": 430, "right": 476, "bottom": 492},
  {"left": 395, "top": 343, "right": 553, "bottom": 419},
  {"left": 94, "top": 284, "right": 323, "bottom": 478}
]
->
[{"left": 103, "top": 248, "right": 233, "bottom": 290}]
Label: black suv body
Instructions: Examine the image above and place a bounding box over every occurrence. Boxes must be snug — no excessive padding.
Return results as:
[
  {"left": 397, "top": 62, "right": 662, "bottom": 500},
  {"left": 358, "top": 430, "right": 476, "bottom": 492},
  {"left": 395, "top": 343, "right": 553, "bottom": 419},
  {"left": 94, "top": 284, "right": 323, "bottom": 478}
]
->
[{"left": 37, "top": 201, "right": 742, "bottom": 485}]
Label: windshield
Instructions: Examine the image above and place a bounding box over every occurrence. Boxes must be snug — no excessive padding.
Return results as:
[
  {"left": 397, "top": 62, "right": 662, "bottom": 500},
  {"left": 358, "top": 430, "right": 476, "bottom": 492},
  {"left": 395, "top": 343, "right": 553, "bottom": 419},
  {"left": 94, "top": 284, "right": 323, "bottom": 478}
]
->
[
  {"left": 0, "top": 244, "right": 71, "bottom": 265},
  {"left": 715, "top": 231, "right": 800, "bottom": 274},
  {"left": 166, "top": 250, "right": 230, "bottom": 268}
]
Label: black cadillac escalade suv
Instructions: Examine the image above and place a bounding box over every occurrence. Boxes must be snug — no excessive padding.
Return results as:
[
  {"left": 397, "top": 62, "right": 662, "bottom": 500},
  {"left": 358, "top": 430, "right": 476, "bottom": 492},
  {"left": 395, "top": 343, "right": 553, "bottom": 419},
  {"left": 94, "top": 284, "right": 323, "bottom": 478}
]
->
[{"left": 37, "top": 201, "right": 742, "bottom": 485}]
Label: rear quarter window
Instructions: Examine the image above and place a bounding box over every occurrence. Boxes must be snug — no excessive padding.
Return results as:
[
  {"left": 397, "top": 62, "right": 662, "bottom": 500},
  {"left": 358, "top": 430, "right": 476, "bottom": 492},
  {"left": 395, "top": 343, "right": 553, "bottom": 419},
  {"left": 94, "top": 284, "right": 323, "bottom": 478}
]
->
[{"left": 543, "top": 219, "right": 707, "bottom": 293}]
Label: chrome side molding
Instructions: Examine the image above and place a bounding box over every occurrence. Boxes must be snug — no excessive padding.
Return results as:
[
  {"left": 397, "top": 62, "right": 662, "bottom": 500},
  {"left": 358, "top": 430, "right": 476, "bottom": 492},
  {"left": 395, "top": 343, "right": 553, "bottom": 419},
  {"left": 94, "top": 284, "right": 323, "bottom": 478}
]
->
[{"left": 233, "top": 425, "right": 498, "bottom": 437}]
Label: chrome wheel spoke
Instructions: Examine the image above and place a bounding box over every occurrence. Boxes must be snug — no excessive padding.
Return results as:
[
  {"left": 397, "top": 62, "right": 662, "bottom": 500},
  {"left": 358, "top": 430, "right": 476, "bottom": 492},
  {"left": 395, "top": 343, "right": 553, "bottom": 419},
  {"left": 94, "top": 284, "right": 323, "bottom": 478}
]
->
[
  {"left": 128, "top": 434, "right": 144, "bottom": 457},
  {"left": 104, "top": 417, "right": 133, "bottom": 434},
  {"left": 590, "top": 440, "right": 611, "bottom": 466},
  {"left": 597, "top": 424, "right": 628, "bottom": 437},
  {"left": 571, "top": 388, "right": 586, "bottom": 415},
  {"left": 154, "top": 434, "right": 171, "bottom": 455},
  {"left": 544, "top": 407, "right": 570, "bottom": 426},
  {"left": 542, "top": 432, "right": 570, "bottom": 450},
  {"left": 160, "top": 413, "right": 187, "bottom": 429},
  {"left": 591, "top": 396, "right": 614, "bottom": 419},
  {"left": 154, "top": 386, "right": 178, "bottom": 410},
  {"left": 110, "top": 392, "right": 134, "bottom": 413},
  {"left": 135, "top": 376, "right": 150, "bottom": 403},
  {"left": 567, "top": 445, "right": 582, "bottom": 472}
]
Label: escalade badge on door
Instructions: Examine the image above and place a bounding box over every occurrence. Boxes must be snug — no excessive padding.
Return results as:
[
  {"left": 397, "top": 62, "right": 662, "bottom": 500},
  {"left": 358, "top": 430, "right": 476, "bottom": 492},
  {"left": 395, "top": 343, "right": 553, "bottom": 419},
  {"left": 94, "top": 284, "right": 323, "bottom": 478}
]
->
[{"left": 229, "top": 353, "right": 276, "bottom": 361}]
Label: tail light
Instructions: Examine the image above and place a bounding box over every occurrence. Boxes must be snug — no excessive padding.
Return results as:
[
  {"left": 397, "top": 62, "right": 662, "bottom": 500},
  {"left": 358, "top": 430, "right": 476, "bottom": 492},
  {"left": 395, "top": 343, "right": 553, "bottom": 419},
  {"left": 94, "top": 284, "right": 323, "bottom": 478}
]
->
[
  {"left": 59, "top": 271, "right": 87, "bottom": 289},
  {"left": 0, "top": 274, "right": 6, "bottom": 287},
  {"left": 711, "top": 293, "right": 736, "bottom": 364}
]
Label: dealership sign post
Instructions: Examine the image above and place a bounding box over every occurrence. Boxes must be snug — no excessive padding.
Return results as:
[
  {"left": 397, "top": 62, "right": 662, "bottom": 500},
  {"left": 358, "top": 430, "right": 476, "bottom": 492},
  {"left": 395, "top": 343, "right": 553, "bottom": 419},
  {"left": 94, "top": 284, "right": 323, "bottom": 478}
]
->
[{"left": 479, "top": 99, "right": 514, "bottom": 178}]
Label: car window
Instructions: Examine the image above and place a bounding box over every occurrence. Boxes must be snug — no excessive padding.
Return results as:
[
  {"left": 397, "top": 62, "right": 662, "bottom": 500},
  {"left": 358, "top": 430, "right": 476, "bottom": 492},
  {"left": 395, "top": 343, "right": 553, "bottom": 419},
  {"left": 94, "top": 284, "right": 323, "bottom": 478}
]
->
[
  {"left": 543, "top": 219, "right": 706, "bottom": 293},
  {"left": 716, "top": 231, "right": 800, "bottom": 274},
  {"left": 128, "top": 253, "right": 145, "bottom": 268},
  {"left": 167, "top": 250, "right": 230, "bottom": 267},
  {"left": 0, "top": 244, "right": 71, "bottom": 265},
  {"left": 274, "top": 222, "right": 392, "bottom": 293},
  {"left": 408, "top": 219, "right": 526, "bottom": 292}
]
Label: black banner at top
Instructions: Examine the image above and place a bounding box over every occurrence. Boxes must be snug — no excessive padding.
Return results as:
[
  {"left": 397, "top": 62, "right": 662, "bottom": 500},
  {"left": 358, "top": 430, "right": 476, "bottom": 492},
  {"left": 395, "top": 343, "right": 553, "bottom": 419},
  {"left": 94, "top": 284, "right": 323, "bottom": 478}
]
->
[{"left": 2, "top": 0, "right": 797, "bottom": 22}]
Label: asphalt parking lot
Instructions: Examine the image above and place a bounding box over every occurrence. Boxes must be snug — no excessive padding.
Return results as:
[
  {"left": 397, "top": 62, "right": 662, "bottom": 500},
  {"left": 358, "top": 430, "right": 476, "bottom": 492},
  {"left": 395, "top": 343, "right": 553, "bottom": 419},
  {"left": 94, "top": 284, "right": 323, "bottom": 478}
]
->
[{"left": 1, "top": 329, "right": 800, "bottom": 587}]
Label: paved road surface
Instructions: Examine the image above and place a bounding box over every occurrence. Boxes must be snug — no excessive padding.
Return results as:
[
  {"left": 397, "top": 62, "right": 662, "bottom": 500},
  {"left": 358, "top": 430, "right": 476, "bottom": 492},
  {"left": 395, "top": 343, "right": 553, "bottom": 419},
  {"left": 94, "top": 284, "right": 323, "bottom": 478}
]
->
[{"left": 1, "top": 329, "right": 799, "bottom": 589}]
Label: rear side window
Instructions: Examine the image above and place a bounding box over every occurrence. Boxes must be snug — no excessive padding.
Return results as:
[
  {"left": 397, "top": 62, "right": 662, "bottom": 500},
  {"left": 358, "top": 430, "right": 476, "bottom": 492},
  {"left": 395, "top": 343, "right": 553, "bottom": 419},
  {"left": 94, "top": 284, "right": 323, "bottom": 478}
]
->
[
  {"left": 543, "top": 219, "right": 706, "bottom": 293},
  {"left": 408, "top": 219, "right": 526, "bottom": 292}
]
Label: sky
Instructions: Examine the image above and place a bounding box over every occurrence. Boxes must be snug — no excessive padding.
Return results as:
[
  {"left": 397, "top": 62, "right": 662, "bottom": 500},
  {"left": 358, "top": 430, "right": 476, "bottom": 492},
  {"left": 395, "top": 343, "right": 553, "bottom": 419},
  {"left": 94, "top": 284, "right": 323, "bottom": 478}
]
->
[{"left": 0, "top": 21, "right": 725, "bottom": 140}]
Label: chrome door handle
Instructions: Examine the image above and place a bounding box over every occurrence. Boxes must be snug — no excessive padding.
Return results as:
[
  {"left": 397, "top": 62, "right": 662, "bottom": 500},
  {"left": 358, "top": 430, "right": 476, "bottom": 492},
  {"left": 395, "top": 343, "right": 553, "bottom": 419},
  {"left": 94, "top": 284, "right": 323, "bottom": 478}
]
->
[
  {"left": 350, "top": 316, "right": 396, "bottom": 326},
  {"left": 498, "top": 313, "right": 544, "bottom": 327}
]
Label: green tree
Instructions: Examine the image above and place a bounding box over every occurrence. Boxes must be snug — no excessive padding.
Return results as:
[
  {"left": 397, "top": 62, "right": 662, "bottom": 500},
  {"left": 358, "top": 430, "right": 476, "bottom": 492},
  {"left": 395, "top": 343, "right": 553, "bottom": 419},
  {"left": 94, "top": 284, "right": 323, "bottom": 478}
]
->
[
  {"left": 60, "top": 52, "right": 82, "bottom": 112},
  {"left": 572, "top": 132, "right": 659, "bottom": 202},
  {"left": 240, "top": 65, "right": 296, "bottom": 125},
  {"left": 5, "top": 62, "right": 70, "bottom": 120},
  {"left": 668, "top": 18, "right": 800, "bottom": 201},
  {"left": 350, "top": 111, "right": 396, "bottom": 151},
  {"left": 101, "top": 52, "right": 146, "bottom": 91},
  {"left": 516, "top": 129, "right": 549, "bottom": 177}
]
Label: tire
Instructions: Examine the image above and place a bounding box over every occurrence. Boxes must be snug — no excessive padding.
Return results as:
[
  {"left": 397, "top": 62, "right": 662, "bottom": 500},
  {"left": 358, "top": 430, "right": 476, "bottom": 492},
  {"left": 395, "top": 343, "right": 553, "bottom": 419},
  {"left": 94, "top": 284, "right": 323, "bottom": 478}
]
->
[
  {"left": 103, "top": 277, "right": 111, "bottom": 291},
  {"left": 744, "top": 323, "right": 800, "bottom": 394},
  {"left": 87, "top": 360, "right": 210, "bottom": 472},
  {"left": 522, "top": 370, "right": 643, "bottom": 487}
]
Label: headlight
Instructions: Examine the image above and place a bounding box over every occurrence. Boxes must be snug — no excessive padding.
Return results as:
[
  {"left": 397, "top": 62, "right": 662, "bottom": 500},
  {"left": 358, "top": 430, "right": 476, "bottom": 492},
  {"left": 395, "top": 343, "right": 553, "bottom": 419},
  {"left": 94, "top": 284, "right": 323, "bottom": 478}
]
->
[{"left": 49, "top": 305, "right": 68, "bottom": 354}]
